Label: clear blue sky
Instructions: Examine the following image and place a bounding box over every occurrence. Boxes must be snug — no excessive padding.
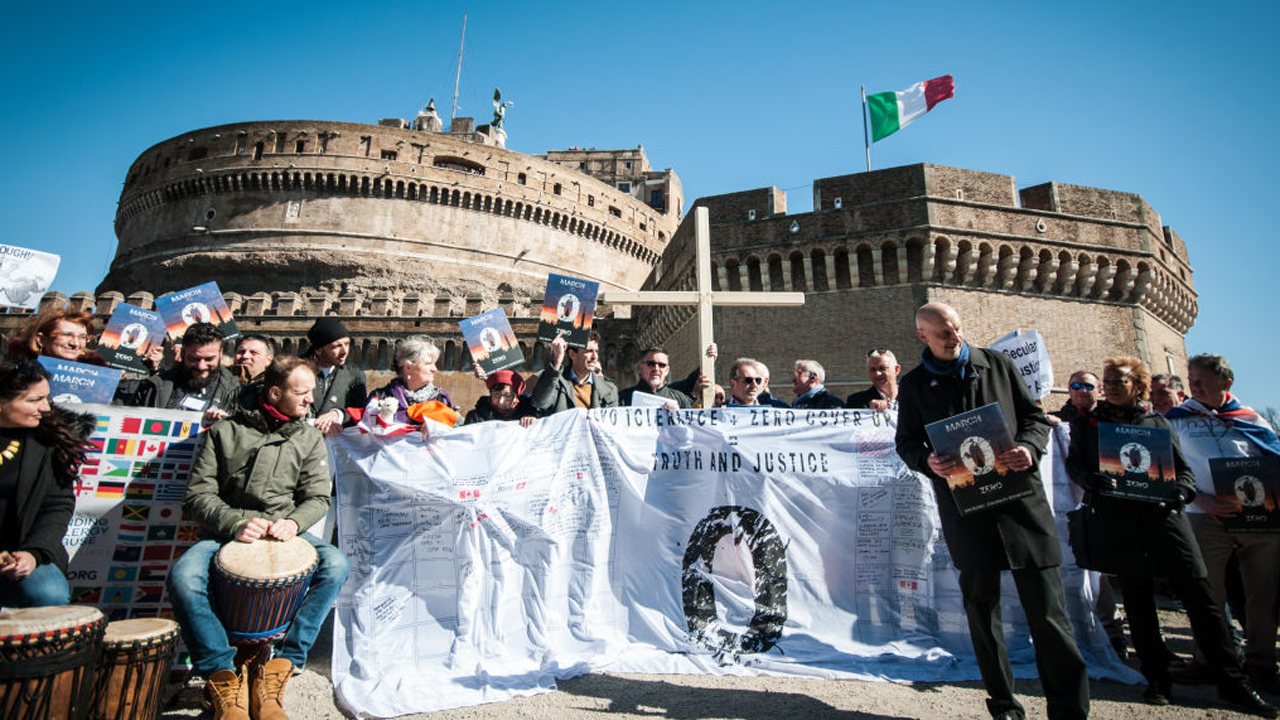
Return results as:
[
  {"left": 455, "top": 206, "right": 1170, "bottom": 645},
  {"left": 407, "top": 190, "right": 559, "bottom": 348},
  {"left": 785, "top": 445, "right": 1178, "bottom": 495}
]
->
[{"left": 3, "top": 1, "right": 1275, "bottom": 406}]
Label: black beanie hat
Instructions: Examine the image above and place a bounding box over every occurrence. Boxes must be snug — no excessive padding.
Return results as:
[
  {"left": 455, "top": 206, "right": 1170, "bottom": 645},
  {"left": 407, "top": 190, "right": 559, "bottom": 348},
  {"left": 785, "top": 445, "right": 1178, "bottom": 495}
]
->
[{"left": 307, "top": 317, "right": 350, "bottom": 350}]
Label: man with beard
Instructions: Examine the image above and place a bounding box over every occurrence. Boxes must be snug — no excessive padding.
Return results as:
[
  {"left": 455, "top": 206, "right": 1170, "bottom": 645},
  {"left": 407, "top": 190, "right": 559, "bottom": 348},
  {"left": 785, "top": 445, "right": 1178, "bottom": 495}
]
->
[
  {"left": 169, "top": 355, "right": 349, "bottom": 720},
  {"left": 619, "top": 347, "right": 693, "bottom": 408},
  {"left": 304, "top": 318, "right": 366, "bottom": 438},
  {"left": 124, "top": 323, "right": 240, "bottom": 424}
]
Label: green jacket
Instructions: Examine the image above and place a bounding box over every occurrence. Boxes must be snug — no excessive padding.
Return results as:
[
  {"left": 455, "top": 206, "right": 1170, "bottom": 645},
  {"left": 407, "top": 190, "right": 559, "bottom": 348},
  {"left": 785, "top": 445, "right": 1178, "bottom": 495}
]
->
[{"left": 184, "top": 407, "right": 331, "bottom": 541}]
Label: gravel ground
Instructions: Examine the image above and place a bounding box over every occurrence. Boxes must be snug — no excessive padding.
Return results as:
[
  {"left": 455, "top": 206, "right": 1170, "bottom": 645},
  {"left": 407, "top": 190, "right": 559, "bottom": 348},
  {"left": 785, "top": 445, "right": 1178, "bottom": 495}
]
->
[{"left": 158, "top": 607, "right": 1276, "bottom": 719}]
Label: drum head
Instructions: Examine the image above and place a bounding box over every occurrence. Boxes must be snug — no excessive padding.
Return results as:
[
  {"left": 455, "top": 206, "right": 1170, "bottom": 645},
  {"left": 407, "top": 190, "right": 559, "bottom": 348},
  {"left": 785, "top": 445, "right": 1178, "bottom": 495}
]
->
[
  {"left": 0, "top": 605, "right": 104, "bottom": 639},
  {"left": 215, "top": 536, "right": 318, "bottom": 582},
  {"left": 102, "top": 618, "right": 179, "bottom": 646}
]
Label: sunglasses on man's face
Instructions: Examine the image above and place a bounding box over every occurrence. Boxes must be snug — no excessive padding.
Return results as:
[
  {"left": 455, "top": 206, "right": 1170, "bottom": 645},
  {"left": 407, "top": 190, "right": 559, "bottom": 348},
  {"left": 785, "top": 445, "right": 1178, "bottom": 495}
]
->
[
  {"left": 734, "top": 376, "right": 764, "bottom": 386},
  {"left": 1069, "top": 382, "right": 1096, "bottom": 391}
]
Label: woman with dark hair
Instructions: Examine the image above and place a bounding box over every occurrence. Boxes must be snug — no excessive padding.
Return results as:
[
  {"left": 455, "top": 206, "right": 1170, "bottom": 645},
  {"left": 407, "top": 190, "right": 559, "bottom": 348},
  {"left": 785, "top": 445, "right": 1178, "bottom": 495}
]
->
[
  {"left": 0, "top": 361, "right": 93, "bottom": 607},
  {"left": 5, "top": 309, "right": 106, "bottom": 365},
  {"left": 1066, "top": 356, "right": 1275, "bottom": 716}
]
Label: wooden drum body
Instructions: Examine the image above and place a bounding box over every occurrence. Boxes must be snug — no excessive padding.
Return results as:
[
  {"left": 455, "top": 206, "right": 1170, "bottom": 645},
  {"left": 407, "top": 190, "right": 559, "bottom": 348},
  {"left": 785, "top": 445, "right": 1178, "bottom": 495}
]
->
[
  {"left": 211, "top": 537, "right": 318, "bottom": 644},
  {"left": 90, "top": 618, "right": 179, "bottom": 720},
  {"left": 0, "top": 604, "right": 106, "bottom": 720}
]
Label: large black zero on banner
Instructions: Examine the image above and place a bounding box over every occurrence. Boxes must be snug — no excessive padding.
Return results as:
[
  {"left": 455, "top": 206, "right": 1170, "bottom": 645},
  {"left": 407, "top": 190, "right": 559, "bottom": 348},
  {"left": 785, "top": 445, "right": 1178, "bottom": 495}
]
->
[{"left": 681, "top": 505, "right": 788, "bottom": 654}]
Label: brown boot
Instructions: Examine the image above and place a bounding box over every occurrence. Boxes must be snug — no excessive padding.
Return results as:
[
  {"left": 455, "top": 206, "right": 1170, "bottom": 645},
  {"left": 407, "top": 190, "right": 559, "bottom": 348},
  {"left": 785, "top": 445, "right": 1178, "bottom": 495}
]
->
[
  {"left": 204, "top": 669, "right": 250, "bottom": 720},
  {"left": 250, "top": 658, "right": 294, "bottom": 720}
]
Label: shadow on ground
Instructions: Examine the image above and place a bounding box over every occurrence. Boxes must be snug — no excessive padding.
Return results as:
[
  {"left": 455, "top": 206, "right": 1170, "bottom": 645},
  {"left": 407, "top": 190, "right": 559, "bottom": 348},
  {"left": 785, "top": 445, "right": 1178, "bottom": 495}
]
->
[{"left": 558, "top": 674, "right": 916, "bottom": 720}]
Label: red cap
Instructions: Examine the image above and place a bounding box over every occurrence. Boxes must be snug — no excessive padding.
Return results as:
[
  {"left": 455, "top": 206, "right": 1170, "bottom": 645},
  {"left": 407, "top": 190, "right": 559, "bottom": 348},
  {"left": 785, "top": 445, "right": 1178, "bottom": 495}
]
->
[{"left": 485, "top": 369, "right": 526, "bottom": 396}]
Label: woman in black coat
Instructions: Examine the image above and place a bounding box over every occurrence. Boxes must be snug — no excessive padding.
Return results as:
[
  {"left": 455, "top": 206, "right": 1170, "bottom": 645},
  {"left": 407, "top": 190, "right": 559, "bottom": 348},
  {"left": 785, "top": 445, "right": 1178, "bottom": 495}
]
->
[
  {"left": 1066, "top": 356, "right": 1273, "bottom": 714},
  {"left": 0, "top": 361, "right": 92, "bottom": 608}
]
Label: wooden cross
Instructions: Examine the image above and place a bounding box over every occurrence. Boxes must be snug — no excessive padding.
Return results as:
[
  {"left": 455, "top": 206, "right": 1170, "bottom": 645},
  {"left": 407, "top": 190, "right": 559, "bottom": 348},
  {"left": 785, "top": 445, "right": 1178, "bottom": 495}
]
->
[{"left": 601, "top": 206, "right": 806, "bottom": 407}]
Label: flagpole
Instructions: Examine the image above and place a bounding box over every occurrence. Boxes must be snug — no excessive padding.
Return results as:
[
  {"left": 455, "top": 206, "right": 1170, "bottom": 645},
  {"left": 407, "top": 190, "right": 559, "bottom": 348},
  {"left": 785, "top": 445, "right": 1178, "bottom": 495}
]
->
[{"left": 861, "top": 85, "right": 870, "bottom": 172}]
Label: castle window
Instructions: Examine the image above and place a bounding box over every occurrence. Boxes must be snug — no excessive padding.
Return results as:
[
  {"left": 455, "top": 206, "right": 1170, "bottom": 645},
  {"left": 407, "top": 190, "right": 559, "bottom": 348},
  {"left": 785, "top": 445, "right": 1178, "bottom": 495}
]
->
[
  {"left": 359, "top": 136, "right": 371, "bottom": 157},
  {"left": 234, "top": 136, "right": 245, "bottom": 155},
  {"left": 748, "top": 209, "right": 756, "bottom": 221},
  {"left": 608, "top": 206, "right": 622, "bottom": 218},
  {"left": 625, "top": 161, "right": 632, "bottom": 170},
  {"left": 617, "top": 182, "right": 631, "bottom": 193},
  {"left": 253, "top": 142, "right": 264, "bottom": 161},
  {"left": 650, "top": 189, "right": 663, "bottom": 209},
  {"left": 381, "top": 149, "right": 398, "bottom": 161},
  {"left": 588, "top": 195, "right": 595, "bottom": 207},
  {"left": 553, "top": 183, "right": 562, "bottom": 195},
  {"left": 163, "top": 157, "right": 171, "bottom": 169},
  {"left": 955, "top": 188, "right": 965, "bottom": 201},
  {"left": 834, "top": 197, "right": 843, "bottom": 209},
  {"left": 517, "top": 173, "right": 527, "bottom": 185},
  {"left": 319, "top": 135, "right": 330, "bottom": 154},
  {"left": 295, "top": 140, "right": 307, "bottom": 153},
  {"left": 188, "top": 147, "right": 208, "bottom": 161},
  {"left": 433, "top": 157, "right": 485, "bottom": 175},
  {"left": 275, "top": 134, "right": 287, "bottom": 153}
]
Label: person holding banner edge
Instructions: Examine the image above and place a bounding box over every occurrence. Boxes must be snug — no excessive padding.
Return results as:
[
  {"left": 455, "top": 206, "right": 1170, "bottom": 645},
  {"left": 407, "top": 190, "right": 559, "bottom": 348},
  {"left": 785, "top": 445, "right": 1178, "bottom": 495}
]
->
[{"left": 895, "top": 302, "right": 1089, "bottom": 720}]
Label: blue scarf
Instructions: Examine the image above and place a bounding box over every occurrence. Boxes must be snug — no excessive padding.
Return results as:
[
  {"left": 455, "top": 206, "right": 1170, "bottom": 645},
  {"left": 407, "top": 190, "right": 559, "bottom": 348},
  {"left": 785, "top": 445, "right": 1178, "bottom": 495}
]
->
[
  {"left": 920, "top": 341, "right": 971, "bottom": 377},
  {"left": 1166, "top": 393, "right": 1280, "bottom": 458}
]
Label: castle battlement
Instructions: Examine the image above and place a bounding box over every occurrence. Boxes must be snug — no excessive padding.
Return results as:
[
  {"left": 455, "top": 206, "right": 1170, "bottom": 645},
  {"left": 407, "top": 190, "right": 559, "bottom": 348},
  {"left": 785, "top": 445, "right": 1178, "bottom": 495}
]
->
[{"left": 633, "top": 163, "right": 1198, "bottom": 400}]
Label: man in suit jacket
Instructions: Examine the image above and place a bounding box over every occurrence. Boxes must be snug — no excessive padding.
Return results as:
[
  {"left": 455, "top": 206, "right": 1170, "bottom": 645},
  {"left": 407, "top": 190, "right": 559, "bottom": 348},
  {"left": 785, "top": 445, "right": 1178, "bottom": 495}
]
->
[
  {"left": 845, "top": 348, "right": 901, "bottom": 411},
  {"left": 895, "top": 302, "right": 1088, "bottom": 720},
  {"left": 532, "top": 331, "right": 619, "bottom": 414},
  {"left": 304, "top": 318, "right": 366, "bottom": 437},
  {"left": 790, "top": 359, "right": 845, "bottom": 409}
]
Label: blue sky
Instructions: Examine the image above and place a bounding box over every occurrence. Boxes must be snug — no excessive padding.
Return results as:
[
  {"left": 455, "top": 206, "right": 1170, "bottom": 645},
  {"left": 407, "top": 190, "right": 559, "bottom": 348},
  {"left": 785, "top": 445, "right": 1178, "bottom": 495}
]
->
[{"left": 3, "top": 1, "right": 1276, "bottom": 407}]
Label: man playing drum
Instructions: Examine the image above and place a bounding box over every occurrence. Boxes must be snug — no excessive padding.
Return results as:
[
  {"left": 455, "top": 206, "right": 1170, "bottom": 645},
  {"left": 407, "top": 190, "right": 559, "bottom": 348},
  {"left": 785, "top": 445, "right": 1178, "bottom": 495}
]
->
[{"left": 167, "top": 356, "right": 350, "bottom": 720}]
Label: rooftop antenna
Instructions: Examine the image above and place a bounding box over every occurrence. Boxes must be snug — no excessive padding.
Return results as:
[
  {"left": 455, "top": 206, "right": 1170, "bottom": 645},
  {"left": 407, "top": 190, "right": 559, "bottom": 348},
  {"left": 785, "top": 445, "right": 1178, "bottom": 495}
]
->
[{"left": 450, "top": 12, "right": 467, "bottom": 125}]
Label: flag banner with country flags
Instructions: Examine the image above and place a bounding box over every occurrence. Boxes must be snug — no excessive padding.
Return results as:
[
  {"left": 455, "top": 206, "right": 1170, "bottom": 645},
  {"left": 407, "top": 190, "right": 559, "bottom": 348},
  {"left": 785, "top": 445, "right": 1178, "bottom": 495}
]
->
[
  {"left": 63, "top": 405, "right": 206, "bottom": 644},
  {"left": 867, "top": 74, "right": 955, "bottom": 142}
]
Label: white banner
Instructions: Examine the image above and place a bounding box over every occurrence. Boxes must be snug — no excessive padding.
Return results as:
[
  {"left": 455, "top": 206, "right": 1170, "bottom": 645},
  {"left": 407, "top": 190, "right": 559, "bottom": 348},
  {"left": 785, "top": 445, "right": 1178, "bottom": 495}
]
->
[
  {"left": 991, "top": 329, "right": 1054, "bottom": 400},
  {"left": 0, "top": 243, "right": 59, "bottom": 309},
  {"left": 331, "top": 409, "right": 1137, "bottom": 718}
]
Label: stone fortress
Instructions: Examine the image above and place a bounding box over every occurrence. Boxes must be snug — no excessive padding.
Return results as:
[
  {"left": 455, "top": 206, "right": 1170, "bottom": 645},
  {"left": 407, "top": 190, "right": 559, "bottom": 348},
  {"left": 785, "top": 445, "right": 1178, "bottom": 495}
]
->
[
  {"left": 641, "top": 164, "right": 1197, "bottom": 401},
  {"left": 8, "top": 106, "right": 1197, "bottom": 410}
]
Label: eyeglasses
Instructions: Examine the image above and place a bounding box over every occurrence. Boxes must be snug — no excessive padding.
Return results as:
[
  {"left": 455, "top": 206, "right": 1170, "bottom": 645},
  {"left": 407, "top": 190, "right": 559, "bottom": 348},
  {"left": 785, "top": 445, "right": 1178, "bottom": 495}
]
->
[
  {"left": 734, "top": 376, "right": 764, "bottom": 386},
  {"left": 642, "top": 360, "right": 668, "bottom": 368},
  {"left": 50, "top": 332, "right": 90, "bottom": 342},
  {"left": 1069, "top": 382, "right": 1096, "bottom": 391},
  {"left": 490, "top": 392, "right": 517, "bottom": 400}
]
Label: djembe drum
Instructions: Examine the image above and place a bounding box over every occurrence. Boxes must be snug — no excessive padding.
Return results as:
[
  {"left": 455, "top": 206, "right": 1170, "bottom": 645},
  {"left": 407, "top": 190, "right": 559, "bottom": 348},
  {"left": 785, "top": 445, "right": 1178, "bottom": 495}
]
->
[
  {"left": 211, "top": 537, "right": 318, "bottom": 644},
  {"left": 89, "top": 618, "right": 179, "bottom": 720},
  {"left": 0, "top": 604, "right": 105, "bottom": 720}
]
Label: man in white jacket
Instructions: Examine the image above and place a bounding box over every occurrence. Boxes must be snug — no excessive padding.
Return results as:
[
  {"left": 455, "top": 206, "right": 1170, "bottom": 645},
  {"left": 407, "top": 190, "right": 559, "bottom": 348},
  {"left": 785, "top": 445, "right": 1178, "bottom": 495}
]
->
[{"left": 1167, "top": 353, "right": 1280, "bottom": 694}]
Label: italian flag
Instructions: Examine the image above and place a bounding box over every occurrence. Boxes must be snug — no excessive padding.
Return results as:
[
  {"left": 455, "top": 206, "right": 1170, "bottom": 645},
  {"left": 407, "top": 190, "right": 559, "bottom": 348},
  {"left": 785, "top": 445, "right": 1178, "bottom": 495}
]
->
[{"left": 867, "top": 75, "right": 955, "bottom": 143}]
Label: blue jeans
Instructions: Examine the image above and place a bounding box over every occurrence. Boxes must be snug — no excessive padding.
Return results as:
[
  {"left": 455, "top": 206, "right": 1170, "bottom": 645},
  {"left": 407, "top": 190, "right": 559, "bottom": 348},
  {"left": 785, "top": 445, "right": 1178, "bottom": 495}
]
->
[
  {"left": 0, "top": 562, "right": 70, "bottom": 608},
  {"left": 167, "top": 535, "right": 350, "bottom": 675}
]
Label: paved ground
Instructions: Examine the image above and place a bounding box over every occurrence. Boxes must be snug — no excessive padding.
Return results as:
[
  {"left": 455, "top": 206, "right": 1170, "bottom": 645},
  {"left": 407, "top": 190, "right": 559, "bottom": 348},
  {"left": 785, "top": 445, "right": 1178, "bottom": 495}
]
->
[{"left": 156, "top": 605, "right": 1278, "bottom": 719}]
